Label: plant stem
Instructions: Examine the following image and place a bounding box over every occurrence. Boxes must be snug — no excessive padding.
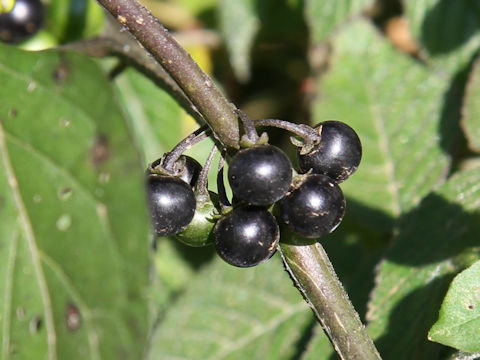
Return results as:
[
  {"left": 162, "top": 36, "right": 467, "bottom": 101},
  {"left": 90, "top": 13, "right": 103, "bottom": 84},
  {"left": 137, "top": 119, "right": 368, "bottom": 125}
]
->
[
  {"left": 95, "top": 0, "right": 240, "bottom": 149},
  {"left": 280, "top": 242, "right": 381, "bottom": 360},
  {"left": 96, "top": 1, "right": 382, "bottom": 358},
  {"left": 62, "top": 18, "right": 206, "bottom": 125}
]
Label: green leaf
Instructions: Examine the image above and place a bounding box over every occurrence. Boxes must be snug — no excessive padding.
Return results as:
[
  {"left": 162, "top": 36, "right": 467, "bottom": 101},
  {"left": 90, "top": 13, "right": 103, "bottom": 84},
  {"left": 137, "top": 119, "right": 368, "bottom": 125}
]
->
[
  {"left": 0, "top": 44, "right": 149, "bottom": 359},
  {"left": 462, "top": 57, "right": 480, "bottom": 152},
  {"left": 146, "top": 255, "right": 313, "bottom": 360},
  {"left": 305, "top": 0, "right": 374, "bottom": 44},
  {"left": 114, "top": 68, "right": 184, "bottom": 166},
  {"left": 405, "top": 0, "right": 480, "bottom": 72},
  {"left": 366, "top": 168, "right": 480, "bottom": 359},
  {"left": 429, "top": 260, "right": 480, "bottom": 352},
  {"left": 445, "top": 350, "right": 480, "bottom": 360},
  {"left": 313, "top": 20, "right": 451, "bottom": 230},
  {"left": 219, "top": 0, "right": 260, "bottom": 82}
]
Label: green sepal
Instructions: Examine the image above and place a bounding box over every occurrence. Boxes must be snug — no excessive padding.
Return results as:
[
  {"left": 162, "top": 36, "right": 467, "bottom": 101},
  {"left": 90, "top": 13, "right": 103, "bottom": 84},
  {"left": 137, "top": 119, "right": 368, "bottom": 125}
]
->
[{"left": 175, "top": 193, "right": 219, "bottom": 247}]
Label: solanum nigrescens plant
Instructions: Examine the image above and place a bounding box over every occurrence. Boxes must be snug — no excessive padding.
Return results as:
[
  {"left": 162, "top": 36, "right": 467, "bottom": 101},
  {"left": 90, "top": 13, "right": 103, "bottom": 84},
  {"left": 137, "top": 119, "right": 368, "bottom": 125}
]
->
[
  {"left": 3, "top": 0, "right": 480, "bottom": 358},
  {"left": 94, "top": 0, "right": 380, "bottom": 359}
]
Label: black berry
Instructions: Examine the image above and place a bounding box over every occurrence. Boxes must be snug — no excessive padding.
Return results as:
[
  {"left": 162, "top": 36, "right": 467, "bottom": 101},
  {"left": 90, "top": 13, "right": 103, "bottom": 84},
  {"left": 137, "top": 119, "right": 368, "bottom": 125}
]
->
[
  {"left": 148, "top": 155, "right": 202, "bottom": 186},
  {"left": 178, "top": 156, "right": 202, "bottom": 186},
  {"left": 298, "top": 121, "right": 361, "bottom": 183},
  {"left": 279, "top": 174, "right": 345, "bottom": 238},
  {"left": 147, "top": 175, "right": 196, "bottom": 236},
  {"left": 214, "top": 207, "right": 279, "bottom": 267},
  {"left": 228, "top": 144, "right": 292, "bottom": 206},
  {"left": 0, "top": 0, "right": 44, "bottom": 43}
]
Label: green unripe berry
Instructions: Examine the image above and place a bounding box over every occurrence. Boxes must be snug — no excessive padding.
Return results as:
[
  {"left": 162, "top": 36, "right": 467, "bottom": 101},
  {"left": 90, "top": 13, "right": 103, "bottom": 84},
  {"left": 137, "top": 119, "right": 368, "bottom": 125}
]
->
[{"left": 175, "top": 194, "right": 218, "bottom": 247}]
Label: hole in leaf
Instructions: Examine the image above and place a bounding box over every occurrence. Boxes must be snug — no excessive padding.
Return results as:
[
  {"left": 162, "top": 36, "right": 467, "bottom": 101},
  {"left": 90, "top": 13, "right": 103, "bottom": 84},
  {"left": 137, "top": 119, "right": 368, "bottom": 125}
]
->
[
  {"left": 52, "top": 61, "right": 70, "bottom": 84},
  {"left": 29, "top": 316, "right": 42, "bottom": 334},
  {"left": 65, "top": 303, "right": 82, "bottom": 331},
  {"left": 8, "top": 109, "right": 17, "bottom": 118},
  {"left": 57, "top": 188, "right": 73, "bottom": 201},
  {"left": 90, "top": 135, "right": 109, "bottom": 167}
]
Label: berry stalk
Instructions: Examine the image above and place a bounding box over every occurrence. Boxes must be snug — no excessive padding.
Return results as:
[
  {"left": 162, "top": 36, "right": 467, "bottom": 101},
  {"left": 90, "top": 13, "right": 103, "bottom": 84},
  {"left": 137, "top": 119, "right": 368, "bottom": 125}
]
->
[{"left": 96, "top": 0, "right": 382, "bottom": 358}]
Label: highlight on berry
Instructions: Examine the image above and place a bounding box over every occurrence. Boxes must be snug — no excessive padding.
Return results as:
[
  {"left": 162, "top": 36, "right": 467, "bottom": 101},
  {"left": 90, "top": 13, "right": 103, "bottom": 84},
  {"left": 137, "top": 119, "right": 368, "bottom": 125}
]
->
[
  {"left": 0, "top": 0, "right": 45, "bottom": 43},
  {"left": 144, "top": 115, "right": 361, "bottom": 268}
]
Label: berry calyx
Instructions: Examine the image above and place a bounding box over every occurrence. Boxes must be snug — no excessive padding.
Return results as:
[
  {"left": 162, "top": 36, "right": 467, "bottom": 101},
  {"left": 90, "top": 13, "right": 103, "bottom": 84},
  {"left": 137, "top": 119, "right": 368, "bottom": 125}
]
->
[
  {"left": 147, "top": 174, "right": 196, "bottom": 236},
  {"left": 175, "top": 194, "right": 218, "bottom": 247},
  {"left": 298, "top": 121, "right": 361, "bottom": 183},
  {"left": 0, "top": 0, "right": 44, "bottom": 43},
  {"left": 279, "top": 174, "right": 345, "bottom": 238},
  {"left": 228, "top": 144, "right": 292, "bottom": 206},
  {"left": 214, "top": 207, "right": 279, "bottom": 268}
]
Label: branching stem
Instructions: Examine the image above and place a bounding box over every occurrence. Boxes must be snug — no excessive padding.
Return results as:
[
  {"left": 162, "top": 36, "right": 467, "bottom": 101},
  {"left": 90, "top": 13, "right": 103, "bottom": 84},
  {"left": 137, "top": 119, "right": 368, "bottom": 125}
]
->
[
  {"left": 254, "top": 118, "right": 320, "bottom": 143},
  {"left": 162, "top": 126, "right": 208, "bottom": 172},
  {"left": 96, "top": 1, "right": 382, "bottom": 358},
  {"left": 96, "top": 0, "right": 240, "bottom": 149}
]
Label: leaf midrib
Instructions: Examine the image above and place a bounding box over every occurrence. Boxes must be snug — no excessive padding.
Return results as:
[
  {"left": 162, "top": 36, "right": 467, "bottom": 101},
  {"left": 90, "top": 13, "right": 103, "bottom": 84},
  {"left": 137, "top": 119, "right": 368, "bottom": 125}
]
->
[{"left": 0, "top": 121, "right": 57, "bottom": 360}]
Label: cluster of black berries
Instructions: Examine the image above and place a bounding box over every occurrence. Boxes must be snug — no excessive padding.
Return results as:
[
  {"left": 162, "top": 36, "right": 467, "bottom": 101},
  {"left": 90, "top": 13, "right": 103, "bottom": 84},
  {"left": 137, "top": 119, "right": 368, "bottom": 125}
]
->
[
  {"left": 0, "top": 0, "right": 44, "bottom": 43},
  {"left": 146, "top": 120, "right": 361, "bottom": 268}
]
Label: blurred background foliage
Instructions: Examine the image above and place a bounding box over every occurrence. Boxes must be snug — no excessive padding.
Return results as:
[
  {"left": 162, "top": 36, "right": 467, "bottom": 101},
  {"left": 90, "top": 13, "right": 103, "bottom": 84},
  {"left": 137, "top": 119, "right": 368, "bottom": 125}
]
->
[{"left": 1, "top": 0, "right": 480, "bottom": 359}]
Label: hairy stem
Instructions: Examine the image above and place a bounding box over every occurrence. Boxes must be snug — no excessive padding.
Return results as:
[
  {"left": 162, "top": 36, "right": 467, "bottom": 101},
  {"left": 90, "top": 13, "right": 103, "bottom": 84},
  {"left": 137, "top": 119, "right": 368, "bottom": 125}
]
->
[
  {"left": 280, "top": 242, "right": 381, "bottom": 360},
  {"left": 62, "top": 17, "right": 206, "bottom": 125},
  {"left": 96, "top": 0, "right": 240, "bottom": 149},
  {"left": 96, "top": 0, "right": 381, "bottom": 358}
]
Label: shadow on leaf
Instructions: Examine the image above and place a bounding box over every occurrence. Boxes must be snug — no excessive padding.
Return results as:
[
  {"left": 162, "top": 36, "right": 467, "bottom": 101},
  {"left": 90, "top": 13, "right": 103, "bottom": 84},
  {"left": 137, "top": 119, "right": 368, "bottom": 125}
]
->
[
  {"left": 385, "top": 193, "right": 480, "bottom": 266},
  {"left": 438, "top": 51, "right": 478, "bottom": 167},
  {"left": 421, "top": 0, "right": 480, "bottom": 55},
  {"left": 372, "top": 275, "right": 455, "bottom": 360}
]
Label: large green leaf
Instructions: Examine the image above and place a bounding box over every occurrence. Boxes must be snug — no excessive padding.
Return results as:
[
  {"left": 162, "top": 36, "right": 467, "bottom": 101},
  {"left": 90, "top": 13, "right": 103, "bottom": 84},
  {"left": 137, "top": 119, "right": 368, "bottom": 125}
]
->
[
  {"left": 367, "top": 168, "right": 480, "bottom": 359},
  {"left": 405, "top": 0, "right": 480, "bottom": 73},
  {"left": 429, "top": 260, "right": 480, "bottom": 352},
  {"left": 313, "top": 20, "right": 451, "bottom": 231},
  {"left": 219, "top": 0, "right": 260, "bottom": 82},
  {"left": 114, "top": 68, "right": 184, "bottom": 166},
  {"left": 0, "top": 44, "right": 149, "bottom": 359},
  {"left": 305, "top": 0, "right": 374, "bottom": 44},
  {"left": 146, "top": 255, "right": 313, "bottom": 360},
  {"left": 462, "top": 57, "right": 480, "bottom": 153}
]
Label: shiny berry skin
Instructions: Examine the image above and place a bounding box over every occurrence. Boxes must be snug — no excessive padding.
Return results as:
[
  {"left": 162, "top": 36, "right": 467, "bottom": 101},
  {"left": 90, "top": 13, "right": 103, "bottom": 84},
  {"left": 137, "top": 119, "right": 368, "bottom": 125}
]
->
[
  {"left": 214, "top": 207, "right": 279, "bottom": 268},
  {"left": 147, "top": 175, "right": 196, "bottom": 236},
  {"left": 298, "top": 121, "right": 361, "bottom": 183},
  {"left": 0, "top": 0, "right": 44, "bottom": 43},
  {"left": 148, "top": 155, "right": 202, "bottom": 186},
  {"left": 178, "top": 156, "right": 202, "bottom": 186},
  {"left": 279, "top": 174, "right": 345, "bottom": 238},
  {"left": 228, "top": 145, "right": 292, "bottom": 206}
]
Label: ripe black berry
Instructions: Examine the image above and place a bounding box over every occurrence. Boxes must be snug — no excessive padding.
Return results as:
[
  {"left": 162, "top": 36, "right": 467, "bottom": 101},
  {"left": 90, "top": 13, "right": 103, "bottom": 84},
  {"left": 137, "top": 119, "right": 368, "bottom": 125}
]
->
[
  {"left": 228, "top": 144, "right": 292, "bottom": 206},
  {"left": 147, "top": 175, "right": 196, "bottom": 236},
  {"left": 214, "top": 207, "right": 279, "bottom": 267},
  {"left": 178, "top": 156, "right": 202, "bottom": 186},
  {"left": 148, "top": 155, "right": 202, "bottom": 186},
  {"left": 0, "top": 0, "right": 44, "bottom": 43},
  {"left": 298, "top": 121, "right": 361, "bottom": 183},
  {"left": 279, "top": 174, "right": 345, "bottom": 238}
]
